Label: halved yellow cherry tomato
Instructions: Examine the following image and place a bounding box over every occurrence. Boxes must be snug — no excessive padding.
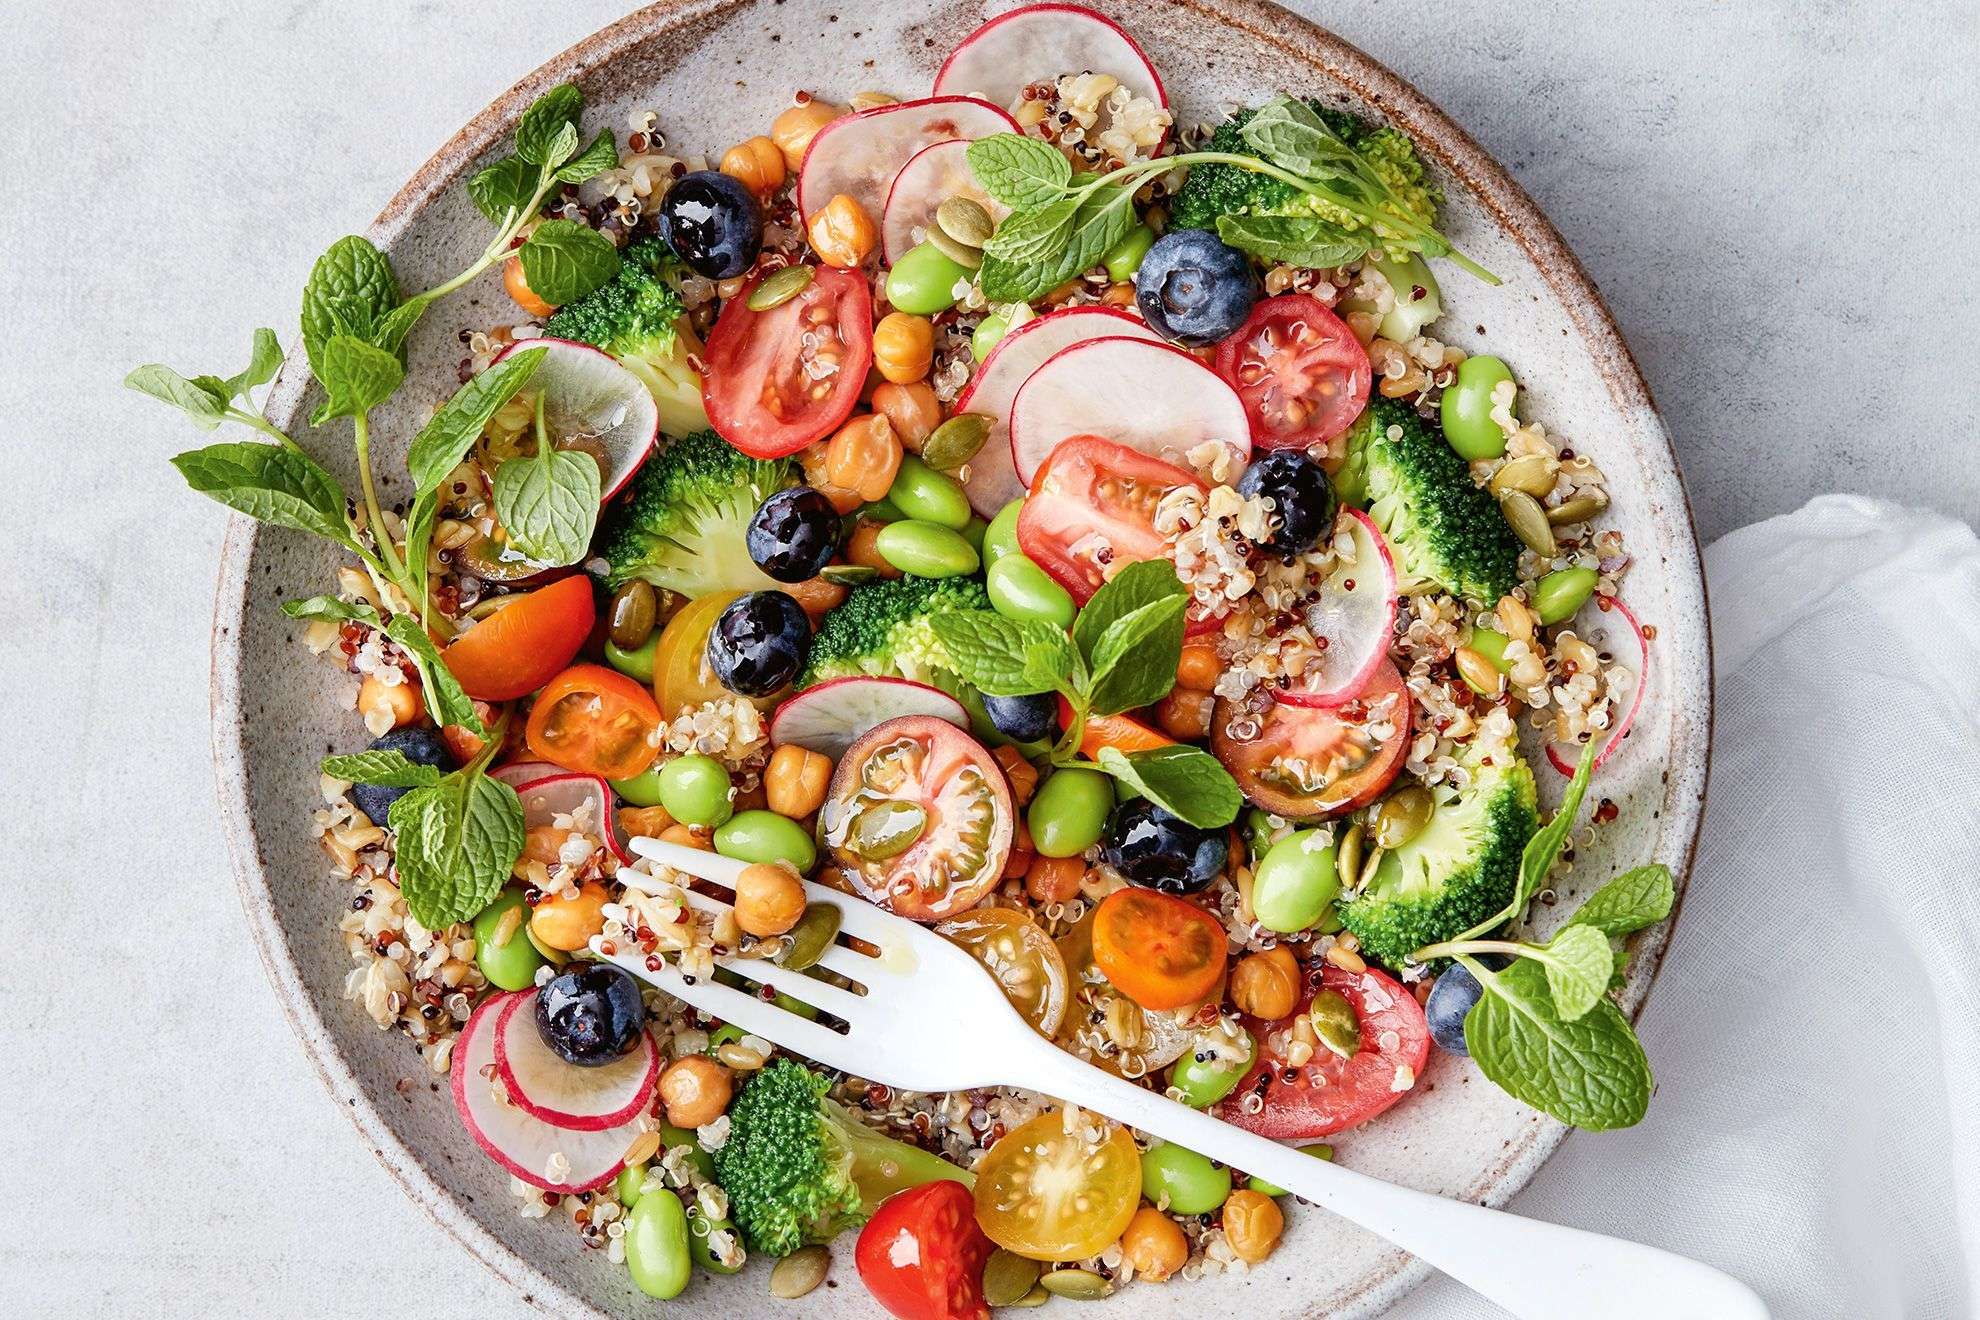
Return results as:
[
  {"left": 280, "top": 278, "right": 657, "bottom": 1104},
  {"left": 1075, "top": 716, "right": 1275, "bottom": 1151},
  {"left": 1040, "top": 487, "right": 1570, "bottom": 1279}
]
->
[
  {"left": 937, "top": 906, "right": 1069, "bottom": 1037},
  {"left": 649, "top": 590, "right": 780, "bottom": 719},
  {"left": 1091, "top": 888, "right": 1228, "bottom": 1011},
  {"left": 524, "top": 663, "right": 662, "bottom": 780},
  {"left": 972, "top": 1111, "right": 1141, "bottom": 1262}
]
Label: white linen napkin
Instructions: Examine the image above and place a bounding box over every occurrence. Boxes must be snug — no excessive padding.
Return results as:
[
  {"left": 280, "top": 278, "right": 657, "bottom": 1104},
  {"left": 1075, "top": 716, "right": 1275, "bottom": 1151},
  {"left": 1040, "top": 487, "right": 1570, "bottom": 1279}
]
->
[{"left": 1389, "top": 495, "right": 1980, "bottom": 1319}]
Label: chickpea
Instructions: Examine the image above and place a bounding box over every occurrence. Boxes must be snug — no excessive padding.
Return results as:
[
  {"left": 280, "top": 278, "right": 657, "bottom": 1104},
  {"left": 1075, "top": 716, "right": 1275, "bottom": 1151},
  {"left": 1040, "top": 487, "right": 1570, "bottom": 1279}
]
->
[
  {"left": 503, "top": 255, "right": 555, "bottom": 318},
  {"left": 1176, "top": 644, "right": 1221, "bottom": 692},
  {"left": 1120, "top": 1208, "right": 1188, "bottom": 1281},
  {"left": 719, "top": 134, "right": 785, "bottom": 194},
  {"left": 771, "top": 97, "right": 844, "bottom": 170},
  {"left": 659, "top": 823, "right": 713, "bottom": 850},
  {"left": 1230, "top": 946, "right": 1301, "bottom": 1020},
  {"left": 529, "top": 880, "right": 610, "bottom": 952},
  {"left": 522, "top": 824, "right": 577, "bottom": 865},
  {"left": 1026, "top": 856, "right": 1085, "bottom": 905},
  {"left": 825, "top": 413, "right": 903, "bottom": 502},
  {"left": 871, "top": 381, "right": 943, "bottom": 452},
  {"left": 735, "top": 861, "right": 807, "bottom": 938},
  {"left": 1002, "top": 848, "right": 1033, "bottom": 880},
  {"left": 765, "top": 745, "right": 833, "bottom": 818},
  {"left": 871, "top": 312, "right": 935, "bottom": 384},
  {"left": 357, "top": 673, "right": 423, "bottom": 734},
  {"left": 781, "top": 576, "right": 848, "bottom": 622},
  {"left": 1155, "top": 688, "right": 1214, "bottom": 740},
  {"left": 807, "top": 193, "right": 877, "bottom": 268},
  {"left": 658, "top": 1055, "right": 733, "bottom": 1129},
  {"left": 617, "top": 804, "right": 675, "bottom": 838},
  {"left": 796, "top": 442, "right": 864, "bottom": 514},
  {"left": 1220, "top": 1189, "right": 1285, "bottom": 1263},
  {"left": 845, "top": 520, "right": 902, "bottom": 578}
]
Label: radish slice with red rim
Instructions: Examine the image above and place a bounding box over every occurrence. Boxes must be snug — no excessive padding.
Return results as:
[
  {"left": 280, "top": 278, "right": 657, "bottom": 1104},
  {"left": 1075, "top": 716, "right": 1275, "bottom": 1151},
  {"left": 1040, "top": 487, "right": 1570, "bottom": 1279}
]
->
[
  {"left": 493, "top": 989, "right": 659, "bottom": 1132},
  {"left": 1546, "top": 594, "right": 1649, "bottom": 775},
  {"left": 881, "top": 139, "right": 1013, "bottom": 265},
  {"left": 796, "top": 96, "right": 1017, "bottom": 227},
  {"left": 1009, "top": 335, "right": 1251, "bottom": 487},
  {"left": 1277, "top": 509, "right": 1399, "bottom": 709},
  {"left": 492, "top": 338, "right": 659, "bottom": 501},
  {"left": 510, "top": 771, "right": 632, "bottom": 867},
  {"left": 489, "top": 760, "right": 561, "bottom": 788},
  {"left": 955, "top": 305, "right": 1162, "bottom": 517},
  {"left": 770, "top": 675, "right": 969, "bottom": 760},
  {"left": 450, "top": 992, "right": 645, "bottom": 1192},
  {"left": 934, "top": 4, "right": 1169, "bottom": 148}
]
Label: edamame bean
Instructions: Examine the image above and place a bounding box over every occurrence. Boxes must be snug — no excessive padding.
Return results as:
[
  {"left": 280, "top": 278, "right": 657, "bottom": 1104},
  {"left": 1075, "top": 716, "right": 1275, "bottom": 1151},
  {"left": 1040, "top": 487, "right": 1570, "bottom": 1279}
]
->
[
  {"left": 1140, "top": 1142, "right": 1232, "bottom": 1215},
  {"left": 625, "top": 1187, "right": 693, "bottom": 1299},
  {"left": 887, "top": 455, "right": 973, "bottom": 529},
  {"left": 658, "top": 1121, "right": 714, "bottom": 1180},
  {"left": 983, "top": 499, "right": 1025, "bottom": 566},
  {"left": 610, "top": 767, "right": 667, "bottom": 808},
  {"left": 472, "top": 889, "right": 544, "bottom": 991},
  {"left": 1027, "top": 766, "right": 1113, "bottom": 858},
  {"left": 861, "top": 495, "right": 906, "bottom": 524},
  {"left": 616, "top": 1162, "right": 649, "bottom": 1207},
  {"left": 1249, "top": 829, "right": 1341, "bottom": 934},
  {"left": 658, "top": 754, "right": 733, "bottom": 828},
  {"left": 1441, "top": 355, "right": 1514, "bottom": 460},
  {"left": 961, "top": 515, "right": 989, "bottom": 556},
  {"left": 1104, "top": 224, "right": 1156, "bottom": 282},
  {"left": 987, "top": 554, "right": 1076, "bottom": 628},
  {"left": 1466, "top": 626, "right": 1512, "bottom": 671},
  {"left": 714, "top": 809, "right": 818, "bottom": 874},
  {"left": 886, "top": 241, "right": 970, "bottom": 315},
  {"left": 1169, "top": 1029, "right": 1255, "bottom": 1108},
  {"left": 605, "top": 631, "right": 661, "bottom": 683},
  {"left": 1245, "top": 1144, "right": 1333, "bottom": 1198},
  {"left": 875, "top": 520, "right": 980, "bottom": 578},
  {"left": 972, "top": 310, "right": 1011, "bottom": 362},
  {"left": 688, "top": 1204, "right": 742, "bottom": 1274},
  {"left": 1532, "top": 566, "right": 1598, "bottom": 625}
]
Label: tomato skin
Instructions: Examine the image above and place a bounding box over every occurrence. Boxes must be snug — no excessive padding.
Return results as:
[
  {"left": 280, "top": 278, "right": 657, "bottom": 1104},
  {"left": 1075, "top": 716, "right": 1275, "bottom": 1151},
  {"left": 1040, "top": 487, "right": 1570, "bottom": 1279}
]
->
[
  {"left": 855, "top": 1181, "right": 994, "bottom": 1320},
  {"left": 704, "top": 265, "right": 873, "bottom": 458},
  {"left": 1211, "top": 660, "right": 1410, "bottom": 820},
  {"left": 1019, "top": 437, "right": 1202, "bottom": 601},
  {"left": 1213, "top": 294, "right": 1371, "bottom": 450},
  {"left": 1090, "top": 888, "right": 1228, "bottom": 1011},
  {"left": 523, "top": 663, "right": 663, "bottom": 780},
  {"left": 1215, "top": 965, "right": 1430, "bottom": 1139},
  {"left": 1053, "top": 698, "right": 1174, "bottom": 760},
  {"left": 441, "top": 576, "right": 597, "bottom": 702}
]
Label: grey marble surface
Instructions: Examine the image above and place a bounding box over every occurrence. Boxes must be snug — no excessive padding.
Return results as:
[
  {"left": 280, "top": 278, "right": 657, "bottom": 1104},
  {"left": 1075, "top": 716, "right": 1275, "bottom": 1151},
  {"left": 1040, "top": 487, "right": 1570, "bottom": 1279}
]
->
[{"left": 3, "top": 1, "right": 1974, "bottom": 1316}]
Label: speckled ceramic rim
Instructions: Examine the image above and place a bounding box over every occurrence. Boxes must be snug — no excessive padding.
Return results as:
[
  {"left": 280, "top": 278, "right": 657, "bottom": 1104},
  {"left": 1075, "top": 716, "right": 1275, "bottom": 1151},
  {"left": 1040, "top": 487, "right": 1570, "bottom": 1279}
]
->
[{"left": 209, "top": 2, "right": 1713, "bottom": 1315}]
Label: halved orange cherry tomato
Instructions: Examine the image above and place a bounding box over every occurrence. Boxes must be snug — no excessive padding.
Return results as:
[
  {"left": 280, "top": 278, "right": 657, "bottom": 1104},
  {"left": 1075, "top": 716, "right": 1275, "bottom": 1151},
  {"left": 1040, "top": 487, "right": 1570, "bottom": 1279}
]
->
[
  {"left": 972, "top": 1111, "right": 1141, "bottom": 1262},
  {"left": 1054, "top": 697, "right": 1174, "bottom": 761},
  {"left": 1090, "top": 888, "right": 1228, "bottom": 1011},
  {"left": 441, "top": 575, "right": 596, "bottom": 702},
  {"left": 524, "top": 663, "right": 662, "bottom": 780}
]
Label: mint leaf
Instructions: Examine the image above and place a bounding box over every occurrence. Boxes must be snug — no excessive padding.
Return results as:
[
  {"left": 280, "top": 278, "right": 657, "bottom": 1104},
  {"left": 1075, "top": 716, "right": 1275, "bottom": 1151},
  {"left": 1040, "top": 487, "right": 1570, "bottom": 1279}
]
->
[
  {"left": 515, "top": 84, "right": 584, "bottom": 167},
  {"left": 384, "top": 615, "right": 484, "bottom": 736},
  {"left": 1070, "top": 559, "right": 1188, "bottom": 662},
  {"left": 406, "top": 348, "right": 546, "bottom": 494},
  {"left": 171, "top": 441, "right": 352, "bottom": 545},
  {"left": 1097, "top": 745, "right": 1241, "bottom": 828},
  {"left": 1568, "top": 864, "right": 1674, "bottom": 938},
  {"left": 1464, "top": 957, "right": 1652, "bottom": 1130},
  {"left": 492, "top": 448, "right": 600, "bottom": 567},
  {"left": 282, "top": 596, "right": 381, "bottom": 626},
  {"left": 322, "top": 750, "right": 443, "bottom": 788},
  {"left": 1216, "top": 214, "right": 1367, "bottom": 268},
  {"left": 1051, "top": 184, "right": 1138, "bottom": 284},
  {"left": 1238, "top": 96, "right": 1363, "bottom": 183},
  {"left": 520, "top": 220, "right": 621, "bottom": 305},
  {"left": 317, "top": 334, "right": 406, "bottom": 420},
  {"left": 469, "top": 156, "right": 543, "bottom": 224},
  {"left": 965, "top": 134, "right": 1073, "bottom": 209},
  {"left": 1518, "top": 736, "right": 1600, "bottom": 911},
  {"left": 1086, "top": 594, "right": 1187, "bottom": 716},
  {"left": 388, "top": 771, "right": 525, "bottom": 929},
  {"left": 1534, "top": 923, "right": 1614, "bottom": 1022},
  {"left": 980, "top": 195, "right": 1080, "bottom": 268},
  {"left": 223, "top": 328, "right": 284, "bottom": 400},
  {"left": 126, "top": 364, "right": 227, "bottom": 429},
  {"left": 556, "top": 129, "right": 620, "bottom": 185},
  {"left": 929, "top": 612, "right": 1079, "bottom": 697},
  {"left": 301, "top": 235, "right": 401, "bottom": 379}
]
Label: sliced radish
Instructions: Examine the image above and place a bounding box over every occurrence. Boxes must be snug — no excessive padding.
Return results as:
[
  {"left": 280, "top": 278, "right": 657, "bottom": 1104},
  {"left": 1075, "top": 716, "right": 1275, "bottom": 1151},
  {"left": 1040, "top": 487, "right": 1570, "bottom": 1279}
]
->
[
  {"left": 771, "top": 676, "right": 969, "bottom": 760},
  {"left": 492, "top": 337, "right": 659, "bottom": 500},
  {"left": 450, "top": 992, "right": 645, "bottom": 1193},
  {"left": 955, "top": 306, "right": 1162, "bottom": 516},
  {"left": 882, "top": 139, "right": 1013, "bottom": 264},
  {"left": 1010, "top": 336, "right": 1252, "bottom": 487},
  {"left": 797, "top": 96, "right": 1017, "bottom": 228},
  {"left": 489, "top": 760, "right": 561, "bottom": 788},
  {"left": 1278, "top": 510, "right": 1399, "bottom": 709},
  {"left": 1546, "top": 595, "right": 1650, "bottom": 776},
  {"left": 493, "top": 989, "right": 659, "bottom": 1131},
  {"left": 934, "top": 4, "right": 1169, "bottom": 149},
  {"left": 510, "top": 772, "right": 633, "bottom": 867}
]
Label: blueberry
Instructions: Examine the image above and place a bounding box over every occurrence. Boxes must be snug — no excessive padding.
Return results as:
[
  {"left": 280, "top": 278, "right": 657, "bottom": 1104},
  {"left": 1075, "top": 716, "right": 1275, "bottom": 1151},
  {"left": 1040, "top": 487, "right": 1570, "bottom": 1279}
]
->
[
  {"left": 535, "top": 962, "right": 646, "bottom": 1066},
  {"left": 707, "top": 590, "right": 811, "bottom": 697},
  {"left": 1133, "top": 229, "right": 1258, "bottom": 347},
  {"left": 983, "top": 692, "right": 1057, "bottom": 743},
  {"left": 1101, "top": 799, "right": 1230, "bottom": 895},
  {"left": 656, "top": 170, "right": 763, "bottom": 280},
  {"left": 1424, "top": 954, "right": 1507, "bottom": 1055},
  {"left": 348, "top": 726, "right": 454, "bottom": 827},
  {"left": 1235, "top": 449, "right": 1338, "bottom": 555},
  {"left": 747, "top": 487, "right": 843, "bottom": 583}
]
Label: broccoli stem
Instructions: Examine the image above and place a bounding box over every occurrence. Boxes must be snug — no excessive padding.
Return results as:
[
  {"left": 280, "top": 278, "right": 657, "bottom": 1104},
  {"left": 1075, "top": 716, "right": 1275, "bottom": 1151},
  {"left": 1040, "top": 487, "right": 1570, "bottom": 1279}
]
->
[{"left": 828, "top": 1097, "right": 974, "bottom": 1211}]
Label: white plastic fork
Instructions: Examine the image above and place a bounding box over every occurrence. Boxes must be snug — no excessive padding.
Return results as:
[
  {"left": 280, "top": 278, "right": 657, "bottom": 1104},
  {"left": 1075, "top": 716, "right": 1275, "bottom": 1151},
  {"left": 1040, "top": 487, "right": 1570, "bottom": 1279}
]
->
[{"left": 606, "top": 838, "right": 1767, "bottom": 1320}]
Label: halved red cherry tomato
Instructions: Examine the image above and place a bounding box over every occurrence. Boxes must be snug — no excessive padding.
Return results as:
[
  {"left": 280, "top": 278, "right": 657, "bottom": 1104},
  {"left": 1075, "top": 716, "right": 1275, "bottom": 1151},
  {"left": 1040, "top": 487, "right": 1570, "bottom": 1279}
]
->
[
  {"left": 1053, "top": 697, "right": 1174, "bottom": 761},
  {"left": 1213, "top": 294, "right": 1371, "bottom": 450},
  {"left": 1090, "top": 888, "right": 1228, "bottom": 1011},
  {"left": 1215, "top": 964, "right": 1430, "bottom": 1139},
  {"left": 1210, "top": 659, "right": 1409, "bottom": 819},
  {"left": 855, "top": 1180, "right": 994, "bottom": 1320},
  {"left": 703, "top": 264, "right": 873, "bottom": 458},
  {"left": 523, "top": 663, "right": 662, "bottom": 780},
  {"left": 440, "top": 575, "right": 596, "bottom": 702}
]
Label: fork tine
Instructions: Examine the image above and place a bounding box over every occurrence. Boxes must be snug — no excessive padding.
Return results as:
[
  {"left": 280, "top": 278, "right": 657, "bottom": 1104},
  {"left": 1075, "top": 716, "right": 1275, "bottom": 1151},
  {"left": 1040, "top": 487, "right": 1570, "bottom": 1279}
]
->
[
  {"left": 626, "top": 837, "right": 901, "bottom": 944},
  {"left": 619, "top": 869, "right": 885, "bottom": 982},
  {"left": 598, "top": 949, "right": 860, "bottom": 1067},
  {"left": 711, "top": 954, "right": 869, "bottom": 1017}
]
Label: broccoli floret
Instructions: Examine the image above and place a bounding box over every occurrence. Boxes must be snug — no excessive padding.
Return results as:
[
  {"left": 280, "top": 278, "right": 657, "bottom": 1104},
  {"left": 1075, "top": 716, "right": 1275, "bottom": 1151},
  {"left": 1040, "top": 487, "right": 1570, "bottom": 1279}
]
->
[
  {"left": 1337, "top": 729, "right": 1538, "bottom": 970},
  {"left": 713, "top": 1059, "right": 972, "bottom": 1255},
  {"left": 798, "top": 576, "right": 992, "bottom": 689},
  {"left": 544, "top": 236, "right": 709, "bottom": 437},
  {"left": 1361, "top": 396, "right": 1521, "bottom": 603},
  {"left": 1170, "top": 100, "right": 1441, "bottom": 260},
  {"left": 598, "top": 429, "right": 793, "bottom": 597}
]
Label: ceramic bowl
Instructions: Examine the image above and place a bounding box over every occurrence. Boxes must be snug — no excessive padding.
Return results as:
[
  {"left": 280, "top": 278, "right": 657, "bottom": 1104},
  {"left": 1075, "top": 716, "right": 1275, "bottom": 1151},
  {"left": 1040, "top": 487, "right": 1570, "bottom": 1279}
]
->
[{"left": 210, "top": 1, "right": 1711, "bottom": 1314}]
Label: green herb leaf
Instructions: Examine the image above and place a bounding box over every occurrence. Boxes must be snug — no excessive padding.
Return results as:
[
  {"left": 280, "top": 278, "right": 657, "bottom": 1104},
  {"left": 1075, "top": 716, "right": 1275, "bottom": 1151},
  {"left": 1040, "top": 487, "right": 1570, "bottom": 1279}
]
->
[
  {"left": 492, "top": 449, "right": 601, "bottom": 567},
  {"left": 978, "top": 183, "right": 1138, "bottom": 302},
  {"left": 1463, "top": 956, "right": 1652, "bottom": 1130},
  {"left": 282, "top": 596, "right": 381, "bottom": 625},
  {"left": 1096, "top": 745, "right": 1241, "bottom": 828},
  {"left": 125, "top": 365, "right": 228, "bottom": 429},
  {"left": 469, "top": 156, "right": 544, "bottom": 224},
  {"left": 1534, "top": 923, "right": 1614, "bottom": 1022},
  {"left": 1238, "top": 95, "right": 1363, "bottom": 183},
  {"left": 300, "top": 236, "right": 401, "bottom": 379},
  {"left": 406, "top": 348, "right": 546, "bottom": 494},
  {"left": 171, "top": 441, "right": 353, "bottom": 544},
  {"left": 373, "top": 298, "right": 428, "bottom": 359},
  {"left": 1517, "top": 735, "right": 1600, "bottom": 912},
  {"left": 384, "top": 615, "right": 485, "bottom": 736},
  {"left": 980, "top": 195, "right": 1081, "bottom": 268},
  {"left": 1216, "top": 214, "right": 1368, "bottom": 268},
  {"left": 519, "top": 220, "right": 622, "bottom": 305},
  {"left": 965, "top": 134, "right": 1074, "bottom": 210},
  {"left": 1071, "top": 560, "right": 1187, "bottom": 664},
  {"left": 1086, "top": 594, "right": 1187, "bottom": 716},
  {"left": 515, "top": 84, "right": 585, "bottom": 167},
  {"left": 224, "top": 328, "right": 285, "bottom": 400},
  {"left": 322, "top": 750, "right": 444, "bottom": 788},
  {"left": 388, "top": 771, "right": 526, "bottom": 929},
  {"left": 1567, "top": 864, "right": 1674, "bottom": 938},
  {"left": 929, "top": 612, "right": 1080, "bottom": 697},
  {"left": 556, "top": 129, "right": 620, "bottom": 185},
  {"left": 316, "top": 334, "right": 406, "bottom": 420}
]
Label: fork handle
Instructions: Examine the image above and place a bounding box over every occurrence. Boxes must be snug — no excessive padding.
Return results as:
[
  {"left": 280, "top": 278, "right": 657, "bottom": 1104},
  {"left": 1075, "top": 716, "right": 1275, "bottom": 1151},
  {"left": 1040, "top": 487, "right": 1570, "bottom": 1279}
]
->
[{"left": 1006, "top": 1034, "right": 1766, "bottom": 1320}]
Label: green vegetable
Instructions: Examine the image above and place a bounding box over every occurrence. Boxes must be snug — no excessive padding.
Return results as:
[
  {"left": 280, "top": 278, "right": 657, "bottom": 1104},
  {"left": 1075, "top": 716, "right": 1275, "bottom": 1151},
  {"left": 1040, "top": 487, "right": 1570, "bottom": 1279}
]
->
[
  {"left": 1094, "top": 745, "right": 1241, "bottom": 831},
  {"left": 1103, "top": 224, "right": 1157, "bottom": 282},
  {"left": 386, "top": 723, "right": 526, "bottom": 931},
  {"left": 961, "top": 514, "right": 989, "bottom": 555},
  {"left": 1168, "top": 1031, "right": 1254, "bottom": 1108},
  {"left": 615, "top": 1162, "right": 649, "bottom": 1207},
  {"left": 982, "top": 499, "right": 1025, "bottom": 565},
  {"left": 598, "top": 429, "right": 795, "bottom": 598},
  {"left": 1366, "top": 254, "right": 1442, "bottom": 342},
  {"left": 658, "top": 754, "right": 734, "bottom": 828},
  {"left": 611, "top": 766, "right": 666, "bottom": 807},
  {"left": 1139, "top": 1143, "right": 1231, "bottom": 1215},
  {"left": 625, "top": 1187, "right": 693, "bottom": 1299},
  {"left": 874, "top": 520, "right": 980, "bottom": 578},
  {"left": 799, "top": 575, "right": 992, "bottom": 688},
  {"left": 688, "top": 1204, "right": 743, "bottom": 1274},
  {"left": 715, "top": 810, "right": 818, "bottom": 874},
  {"left": 1441, "top": 355, "right": 1514, "bottom": 461},
  {"left": 1250, "top": 828, "right": 1341, "bottom": 933},
  {"left": 712, "top": 1059, "right": 972, "bottom": 1255},
  {"left": 886, "top": 455, "right": 973, "bottom": 529},
  {"left": 605, "top": 631, "right": 662, "bottom": 683},
  {"left": 519, "top": 218, "right": 621, "bottom": 306},
  {"left": 544, "top": 236, "right": 708, "bottom": 437},
  {"left": 1027, "top": 766, "right": 1114, "bottom": 858},
  {"left": 472, "top": 888, "right": 546, "bottom": 990},
  {"left": 986, "top": 554, "right": 1076, "bottom": 628},
  {"left": 887, "top": 241, "right": 970, "bottom": 314},
  {"left": 384, "top": 615, "right": 485, "bottom": 736},
  {"left": 1466, "top": 626, "right": 1512, "bottom": 671},
  {"left": 1533, "top": 567, "right": 1599, "bottom": 625},
  {"left": 492, "top": 391, "right": 600, "bottom": 568},
  {"left": 1361, "top": 395, "right": 1523, "bottom": 604},
  {"left": 972, "top": 311, "right": 1013, "bottom": 361},
  {"left": 1246, "top": 1144, "right": 1332, "bottom": 1198},
  {"left": 321, "top": 749, "right": 442, "bottom": 789}
]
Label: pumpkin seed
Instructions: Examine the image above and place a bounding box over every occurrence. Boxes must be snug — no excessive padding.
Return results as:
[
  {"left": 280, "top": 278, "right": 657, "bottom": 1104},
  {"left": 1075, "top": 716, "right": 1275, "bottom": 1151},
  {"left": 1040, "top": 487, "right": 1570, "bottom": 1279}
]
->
[
  {"left": 1499, "top": 490, "right": 1556, "bottom": 557},
  {"left": 935, "top": 196, "right": 995, "bottom": 248},
  {"left": 1308, "top": 988, "right": 1361, "bottom": 1060},
  {"left": 781, "top": 902, "right": 842, "bottom": 972},
  {"left": 982, "top": 1250, "right": 1043, "bottom": 1306},
  {"left": 921, "top": 412, "right": 992, "bottom": 471},
  {"left": 1039, "top": 1269, "right": 1114, "bottom": 1300},
  {"left": 1358, "top": 842, "right": 1386, "bottom": 890},
  {"left": 1335, "top": 822, "right": 1364, "bottom": 895},
  {"left": 1371, "top": 784, "right": 1433, "bottom": 850},
  {"left": 1488, "top": 454, "right": 1557, "bottom": 499},
  {"left": 769, "top": 1245, "right": 830, "bottom": 1298},
  {"left": 1546, "top": 492, "right": 1608, "bottom": 526},
  {"left": 746, "top": 264, "right": 815, "bottom": 312},
  {"left": 1008, "top": 1285, "right": 1051, "bottom": 1309},
  {"left": 927, "top": 224, "right": 985, "bottom": 270},
  {"left": 1454, "top": 646, "right": 1506, "bottom": 698},
  {"left": 820, "top": 563, "right": 880, "bottom": 586}
]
